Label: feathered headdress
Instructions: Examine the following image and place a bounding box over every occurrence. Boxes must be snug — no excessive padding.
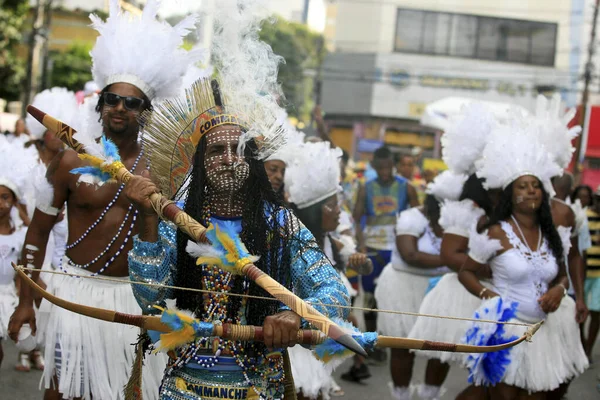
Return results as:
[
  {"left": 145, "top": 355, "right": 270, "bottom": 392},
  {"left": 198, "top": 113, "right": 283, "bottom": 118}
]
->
[
  {"left": 90, "top": 0, "right": 203, "bottom": 101},
  {"left": 530, "top": 94, "right": 581, "bottom": 170},
  {"left": 26, "top": 88, "right": 78, "bottom": 140},
  {"left": 285, "top": 142, "right": 342, "bottom": 209},
  {"left": 0, "top": 135, "right": 35, "bottom": 200},
  {"left": 475, "top": 115, "right": 561, "bottom": 196},
  {"left": 265, "top": 114, "right": 306, "bottom": 164},
  {"left": 140, "top": 0, "right": 292, "bottom": 198},
  {"left": 441, "top": 103, "right": 497, "bottom": 175},
  {"left": 426, "top": 170, "right": 468, "bottom": 202}
]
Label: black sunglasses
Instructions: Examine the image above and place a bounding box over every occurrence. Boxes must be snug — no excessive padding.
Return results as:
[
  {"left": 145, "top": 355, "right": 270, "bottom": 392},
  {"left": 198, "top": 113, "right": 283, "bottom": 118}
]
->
[{"left": 103, "top": 92, "right": 145, "bottom": 111}]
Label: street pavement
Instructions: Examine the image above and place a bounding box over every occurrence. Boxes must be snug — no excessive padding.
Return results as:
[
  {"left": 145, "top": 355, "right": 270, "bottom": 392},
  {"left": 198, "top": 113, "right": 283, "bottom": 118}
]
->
[{"left": 2, "top": 337, "right": 600, "bottom": 399}]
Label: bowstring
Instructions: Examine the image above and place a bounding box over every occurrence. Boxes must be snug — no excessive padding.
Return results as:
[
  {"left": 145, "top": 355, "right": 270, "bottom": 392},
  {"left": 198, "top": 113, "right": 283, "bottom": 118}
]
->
[{"left": 21, "top": 267, "right": 535, "bottom": 328}]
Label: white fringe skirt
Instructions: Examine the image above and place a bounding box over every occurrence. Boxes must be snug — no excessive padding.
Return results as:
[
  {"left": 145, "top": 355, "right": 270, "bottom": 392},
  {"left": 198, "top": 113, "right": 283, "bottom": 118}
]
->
[
  {"left": 0, "top": 282, "right": 17, "bottom": 340},
  {"left": 374, "top": 265, "right": 433, "bottom": 337},
  {"left": 497, "top": 296, "right": 588, "bottom": 392},
  {"left": 38, "top": 261, "right": 167, "bottom": 400},
  {"left": 289, "top": 345, "right": 337, "bottom": 400},
  {"left": 408, "top": 273, "right": 490, "bottom": 363}
]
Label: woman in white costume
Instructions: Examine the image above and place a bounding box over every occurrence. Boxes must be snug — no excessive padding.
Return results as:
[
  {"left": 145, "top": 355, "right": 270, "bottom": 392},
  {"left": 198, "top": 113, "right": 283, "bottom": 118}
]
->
[
  {"left": 407, "top": 105, "right": 498, "bottom": 399},
  {"left": 280, "top": 141, "right": 371, "bottom": 400},
  {"left": 0, "top": 140, "right": 32, "bottom": 367},
  {"left": 459, "top": 121, "right": 588, "bottom": 399},
  {"left": 375, "top": 170, "right": 465, "bottom": 400}
]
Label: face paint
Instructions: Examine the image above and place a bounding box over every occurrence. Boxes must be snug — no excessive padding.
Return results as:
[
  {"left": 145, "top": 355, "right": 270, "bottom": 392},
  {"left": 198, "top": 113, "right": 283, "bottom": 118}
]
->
[
  {"left": 516, "top": 195, "right": 524, "bottom": 204},
  {"left": 204, "top": 127, "right": 249, "bottom": 216}
]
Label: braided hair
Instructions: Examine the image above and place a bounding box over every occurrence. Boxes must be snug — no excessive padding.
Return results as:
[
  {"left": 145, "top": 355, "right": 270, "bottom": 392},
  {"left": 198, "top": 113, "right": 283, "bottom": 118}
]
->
[
  {"left": 173, "top": 135, "right": 307, "bottom": 329},
  {"left": 486, "top": 179, "right": 563, "bottom": 261}
]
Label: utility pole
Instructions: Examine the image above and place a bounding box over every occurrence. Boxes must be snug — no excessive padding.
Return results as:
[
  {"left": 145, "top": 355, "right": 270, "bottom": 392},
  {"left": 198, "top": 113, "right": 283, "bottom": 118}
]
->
[
  {"left": 40, "top": 0, "right": 54, "bottom": 90},
  {"left": 574, "top": 0, "right": 600, "bottom": 183},
  {"left": 22, "top": 0, "right": 44, "bottom": 118}
]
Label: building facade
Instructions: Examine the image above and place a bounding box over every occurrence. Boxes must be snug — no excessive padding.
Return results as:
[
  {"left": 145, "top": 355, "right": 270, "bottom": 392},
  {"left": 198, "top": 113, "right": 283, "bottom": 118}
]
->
[{"left": 322, "top": 0, "right": 594, "bottom": 162}]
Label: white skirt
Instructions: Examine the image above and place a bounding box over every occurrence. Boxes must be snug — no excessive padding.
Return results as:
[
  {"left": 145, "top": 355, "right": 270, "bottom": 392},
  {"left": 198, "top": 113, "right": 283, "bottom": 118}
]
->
[
  {"left": 289, "top": 345, "right": 336, "bottom": 400},
  {"left": 499, "top": 296, "right": 588, "bottom": 392},
  {"left": 38, "top": 261, "right": 167, "bottom": 400},
  {"left": 374, "top": 265, "right": 433, "bottom": 337},
  {"left": 0, "top": 282, "right": 17, "bottom": 340},
  {"left": 408, "top": 273, "right": 490, "bottom": 363}
]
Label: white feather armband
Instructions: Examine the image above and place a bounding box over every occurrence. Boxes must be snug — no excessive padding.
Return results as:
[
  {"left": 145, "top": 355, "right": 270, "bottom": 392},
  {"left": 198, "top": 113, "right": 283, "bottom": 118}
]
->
[
  {"left": 396, "top": 208, "right": 428, "bottom": 237},
  {"left": 467, "top": 228, "right": 503, "bottom": 264},
  {"left": 439, "top": 199, "right": 485, "bottom": 237},
  {"left": 34, "top": 165, "right": 59, "bottom": 216}
]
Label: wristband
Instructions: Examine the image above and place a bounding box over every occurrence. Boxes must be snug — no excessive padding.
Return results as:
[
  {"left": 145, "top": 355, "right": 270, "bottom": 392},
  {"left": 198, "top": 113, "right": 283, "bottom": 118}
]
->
[{"left": 478, "top": 287, "right": 489, "bottom": 299}]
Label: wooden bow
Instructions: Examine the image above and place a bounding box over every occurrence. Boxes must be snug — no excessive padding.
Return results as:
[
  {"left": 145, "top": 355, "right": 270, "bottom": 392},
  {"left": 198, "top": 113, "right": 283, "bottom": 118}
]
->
[
  {"left": 27, "top": 105, "right": 365, "bottom": 357},
  {"left": 13, "top": 265, "right": 542, "bottom": 354}
]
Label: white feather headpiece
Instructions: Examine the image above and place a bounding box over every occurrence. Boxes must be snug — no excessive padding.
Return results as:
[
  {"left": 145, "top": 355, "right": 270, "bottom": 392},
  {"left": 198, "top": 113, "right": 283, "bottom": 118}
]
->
[
  {"left": 90, "top": 0, "right": 203, "bottom": 101},
  {"left": 285, "top": 142, "right": 342, "bottom": 209},
  {"left": 265, "top": 114, "right": 306, "bottom": 164},
  {"left": 26, "top": 87, "right": 78, "bottom": 140},
  {"left": 426, "top": 170, "right": 468, "bottom": 202},
  {"left": 476, "top": 115, "right": 561, "bottom": 196},
  {"left": 441, "top": 103, "right": 497, "bottom": 175},
  {"left": 212, "top": 0, "right": 290, "bottom": 160},
  {"left": 530, "top": 94, "right": 581, "bottom": 170},
  {"left": 0, "top": 135, "right": 36, "bottom": 200}
]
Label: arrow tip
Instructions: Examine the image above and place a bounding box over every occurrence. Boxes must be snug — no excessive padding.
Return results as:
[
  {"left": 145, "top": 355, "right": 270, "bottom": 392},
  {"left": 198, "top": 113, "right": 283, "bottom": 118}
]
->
[{"left": 336, "top": 333, "right": 368, "bottom": 357}]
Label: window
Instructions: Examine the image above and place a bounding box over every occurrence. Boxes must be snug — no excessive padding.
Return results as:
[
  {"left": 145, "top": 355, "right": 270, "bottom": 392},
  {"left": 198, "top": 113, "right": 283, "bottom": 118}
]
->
[{"left": 394, "top": 8, "right": 557, "bottom": 66}]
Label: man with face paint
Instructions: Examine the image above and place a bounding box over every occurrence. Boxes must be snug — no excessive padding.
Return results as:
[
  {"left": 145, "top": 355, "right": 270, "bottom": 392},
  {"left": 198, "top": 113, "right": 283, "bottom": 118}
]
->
[
  {"left": 8, "top": 1, "right": 198, "bottom": 399},
  {"left": 125, "top": 79, "right": 349, "bottom": 400}
]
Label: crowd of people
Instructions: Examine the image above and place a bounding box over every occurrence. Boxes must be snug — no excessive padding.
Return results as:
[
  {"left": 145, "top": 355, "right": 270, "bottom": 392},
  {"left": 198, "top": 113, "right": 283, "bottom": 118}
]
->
[{"left": 0, "top": 1, "right": 598, "bottom": 400}]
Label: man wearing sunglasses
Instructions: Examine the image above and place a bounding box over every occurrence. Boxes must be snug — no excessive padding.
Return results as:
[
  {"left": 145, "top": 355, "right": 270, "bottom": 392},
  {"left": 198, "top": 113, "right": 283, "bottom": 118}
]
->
[{"left": 8, "top": 1, "right": 200, "bottom": 399}]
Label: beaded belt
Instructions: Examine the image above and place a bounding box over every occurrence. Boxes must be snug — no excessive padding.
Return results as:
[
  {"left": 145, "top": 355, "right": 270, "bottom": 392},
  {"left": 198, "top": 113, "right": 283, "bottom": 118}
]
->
[{"left": 159, "top": 367, "right": 282, "bottom": 400}]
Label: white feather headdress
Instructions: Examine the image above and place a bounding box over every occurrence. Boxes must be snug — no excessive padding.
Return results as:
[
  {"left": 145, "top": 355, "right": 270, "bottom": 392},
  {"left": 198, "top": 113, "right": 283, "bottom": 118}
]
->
[
  {"left": 475, "top": 116, "right": 561, "bottom": 196},
  {"left": 212, "top": 0, "right": 289, "bottom": 160},
  {"left": 530, "top": 94, "right": 581, "bottom": 170},
  {"left": 285, "top": 142, "right": 342, "bottom": 209},
  {"left": 426, "top": 170, "right": 468, "bottom": 202},
  {"left": 0, "top": 135, "right": 36, "bottom": 200},
  {"left": 265, "top": 114, "right": 306, "bottom": 164},
  {"left": 441, "top": 103, "right": 497, "bottom": 175},
  {"left": 90, "top": 0, "right": 203, "bottom": 100},
  {"left": 26, "top": 87, "right": 78, "bottom": 140}
]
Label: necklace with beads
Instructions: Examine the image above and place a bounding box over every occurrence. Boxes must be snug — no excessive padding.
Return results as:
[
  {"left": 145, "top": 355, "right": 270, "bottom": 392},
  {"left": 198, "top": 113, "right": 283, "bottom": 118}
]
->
[
  {"left": 64, "top": 149, "right": 145, "bottom": 276},
  {"left": 171, "top": 202, "right": 286, "bottom": 397}
]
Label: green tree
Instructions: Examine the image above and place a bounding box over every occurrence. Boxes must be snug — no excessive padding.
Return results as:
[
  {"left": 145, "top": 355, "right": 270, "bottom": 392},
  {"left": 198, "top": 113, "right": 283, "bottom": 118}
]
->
[
  {"left": 0, "top": 0, "right": 29, "bottom": 102},
  {"left": 49, "top": 41, "right": 93, "bottom": 91},
  {"left": 259, "top": 16, "right": 326, "bottom": 122}
]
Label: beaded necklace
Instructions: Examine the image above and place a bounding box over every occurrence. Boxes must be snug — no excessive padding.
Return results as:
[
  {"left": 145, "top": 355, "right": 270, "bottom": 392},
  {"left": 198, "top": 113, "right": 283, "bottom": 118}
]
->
[
  {"left": 66, "top": 150, "right": 143, "bottom": 250},
  {"left": 170, "top": 202, "right": 285, "bottom": 398},
  {"left": 64, "top": 149, "right": 145, "bottom": 276}
]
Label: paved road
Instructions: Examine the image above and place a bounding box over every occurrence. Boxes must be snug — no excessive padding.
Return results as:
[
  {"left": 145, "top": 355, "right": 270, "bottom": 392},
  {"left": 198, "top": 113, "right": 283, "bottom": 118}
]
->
[{"left": 2, "top": 338, "right": 600, "bottom": 399}]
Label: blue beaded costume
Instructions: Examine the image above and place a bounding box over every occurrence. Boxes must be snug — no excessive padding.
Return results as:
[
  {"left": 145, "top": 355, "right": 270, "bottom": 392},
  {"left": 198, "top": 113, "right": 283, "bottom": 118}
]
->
[{"left": 129, "top": 203, "right": 349, "bottom": 400}]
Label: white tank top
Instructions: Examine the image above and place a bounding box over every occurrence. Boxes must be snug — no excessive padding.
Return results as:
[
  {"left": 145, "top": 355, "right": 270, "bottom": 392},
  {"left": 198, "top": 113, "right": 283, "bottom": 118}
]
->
[
  {"left": 391, "top": 208, "right": 449, "bottom": 276},
  {"left": 491, "top": 221, "right": 558, "bottom": 321},
  {"left": 0, "top": 226, "right": 26, "bottom": 285}
]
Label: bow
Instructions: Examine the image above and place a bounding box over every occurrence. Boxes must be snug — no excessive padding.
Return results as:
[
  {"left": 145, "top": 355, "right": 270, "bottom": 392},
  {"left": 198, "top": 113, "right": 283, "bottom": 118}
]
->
[
  {"left": 13, "top": 265, "right": 542, "bottom": 359},
  {"left": 26, "top": 105, "right": 365, "bottom": 357}
]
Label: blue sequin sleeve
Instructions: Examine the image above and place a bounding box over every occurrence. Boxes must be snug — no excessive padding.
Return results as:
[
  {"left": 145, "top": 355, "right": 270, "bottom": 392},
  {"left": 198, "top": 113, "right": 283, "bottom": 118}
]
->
[
  {"left": 128, "top": 221, "right": 178, "bottom": 314},
  {"left": 283, "top": 210, "right": 350, "bottom": 324}
]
